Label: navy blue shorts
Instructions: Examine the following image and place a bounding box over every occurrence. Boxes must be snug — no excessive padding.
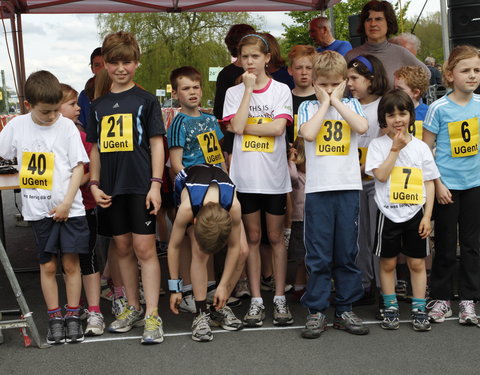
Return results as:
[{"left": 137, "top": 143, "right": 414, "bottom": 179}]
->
[{"left": 31, "top": 216, "right": 90, "bottom": 264}]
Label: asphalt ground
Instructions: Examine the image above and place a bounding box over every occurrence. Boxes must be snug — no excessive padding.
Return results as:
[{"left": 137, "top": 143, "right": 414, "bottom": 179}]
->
[{"left": 2, "top": 189, "right": 480, "bottom": 374}]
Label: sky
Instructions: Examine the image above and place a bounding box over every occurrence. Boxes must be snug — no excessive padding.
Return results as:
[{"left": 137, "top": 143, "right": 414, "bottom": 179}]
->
[{"left": 0, "top": 1, "right": 442, "bottom": 98}]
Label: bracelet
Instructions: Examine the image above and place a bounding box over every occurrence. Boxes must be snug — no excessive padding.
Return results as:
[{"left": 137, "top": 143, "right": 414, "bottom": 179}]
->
[
  {"left": 150, "top": 177, "right": 164, "bottom": 184},
  {"left": 168, "top": 279, "right": 183, "bottom": 293},
  {"left": 87, "top": 180, "right": 100, "bottom": 188}
]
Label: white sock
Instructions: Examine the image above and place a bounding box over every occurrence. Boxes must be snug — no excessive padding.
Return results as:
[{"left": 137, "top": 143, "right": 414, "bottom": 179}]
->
[
  {"left": 273, "top": 295, "right": 286, "bottom": 303},
  {"left": 251, "top": 297, "right": 263, "bottom": 306}
]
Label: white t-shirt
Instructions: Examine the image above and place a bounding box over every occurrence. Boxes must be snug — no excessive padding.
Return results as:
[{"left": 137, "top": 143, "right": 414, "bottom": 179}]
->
[
  {"left": 0, "top": 114, "right": 89, "bottom": 220},
  {"left": 223, "top": 79, "right": 293, "bottom": 194},
  {"left": 298, "top": 98, "right": 365, "bottom": 193},
  {"left": 358, "top": 97, "right": 381, "bottom": 148},
  {"left": 365, "top": 134, "right": 440, "bottom": 223}
]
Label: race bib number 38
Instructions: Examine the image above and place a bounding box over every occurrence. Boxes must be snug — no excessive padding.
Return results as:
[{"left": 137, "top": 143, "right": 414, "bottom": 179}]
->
[
  {"left": 242, "top": 117, "right": 275, "bottom": 152},
  {"left": 389, "top": 166, "right": 423, "bottom": 204},
  {"left": 197, "top": 131, "right": 225, "bottom": 164},
  {"left": 100, "top": 113, "right": 134, "bottom": 153},
  {"left": 448, "top": 117, "right": 479, "bottom": 158},
  {"left": 316, "top": 120, "right": 351, "bottom": 155},
  {"left": 20, "top": 152, "right": 54, "bottom": 190}
]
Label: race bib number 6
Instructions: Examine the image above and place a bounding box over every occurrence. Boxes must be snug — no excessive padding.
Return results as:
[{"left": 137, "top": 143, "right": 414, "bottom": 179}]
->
[
  {"left": 20, "top": 152, "right": 54, "bottom": 190},
  {"left": 389, "top": 166, "right": 423, "bottom": 205},
  {"left": 316, "top": 120, "right": 351, "bottom": 155},
  {"left": 197, "top": 131, "right": 225, "bottom": 164},
  {"left": 100, "top": 113, "right": 134, "bottom": 153},
  {"left": 448, "top": 117, "right": 479, "bottom": 158}
]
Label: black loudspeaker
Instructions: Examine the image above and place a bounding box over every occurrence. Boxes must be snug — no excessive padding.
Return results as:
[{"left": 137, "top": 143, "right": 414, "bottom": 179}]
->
[
  {"left": 348, "top": 15, "right": 365, "bottom": 47},
  {"left": 448, "top": 0, "right": 477, "bottom": 5},
  {"left": 450, "top": 36, "right": 480, "bottom": 49},
  {"left": 448, "top": 3, "right": 480, "bottom": 38}
]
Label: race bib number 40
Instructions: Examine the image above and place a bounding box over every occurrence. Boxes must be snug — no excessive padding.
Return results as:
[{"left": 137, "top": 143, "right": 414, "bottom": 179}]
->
[
  {"left": 448, "top": 117, "right": 479, "bottom": 158},
  {"left": 197, "top": 131, "right": 225, "bottom": 164},
  {"left": 100, "top": 113, "right": 134, "bottom": 153},
  {"left": 242, "top": 117, "right": 275, "bottom": 152},
  {"left": 389, "top": 166, "right": 423, "bottom": 204},
  {"left": 316, "top": 120, "right": 351, "bottom": 155},
  {"left": 20, "top": 152, "right": 54, "bottom": 190}
]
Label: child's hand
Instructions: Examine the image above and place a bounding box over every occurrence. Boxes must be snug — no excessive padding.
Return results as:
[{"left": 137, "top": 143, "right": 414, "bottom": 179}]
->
[
  {"left": 418, "top": 216, "right": 432, "bottom": 239},
  {"left": 313, "top": 83, "right": 330, "bottom": 105},
  {"left": 212, "top": 285, "right": 228, "bottom": 310},
  {"left": 91, "top": 186, "right": 112, "bottom": 208},
  {"left": 49, "top": 202, "right": 71, "bottom": 222},
  {"left": 436, "top": 181, "right": 453, "bottom": 205},
  {"left": 392, "top": 129, "right": 408, "bottom": 152},
  {"left": 288, "top": 147, "right": 298, "bottom": 162},
  {"left": 331, "top": 80, "right": 347, "bottom": 102},
  {"left": 146, "top": 187, "right": 161, "bottom": 215},
  {"left": 242, "top": 72, "right": 256, "bottom": 91},
  {"left": 169, "top": 293, "right": 182, "bottom": 315}
]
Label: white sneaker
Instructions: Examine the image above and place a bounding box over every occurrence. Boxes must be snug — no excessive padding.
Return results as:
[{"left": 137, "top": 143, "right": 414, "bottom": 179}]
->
[
  {"left": 112, "top": 296, "right": 127, "bottom": 317},
  {"left": 459, "top": 300, "right": 478, "bottom": 325},
  {"left": 179, "top": 293, "right": 197, "bottom": 314},
  {"left": 427, "top": 300, "right": 452, "bottom": 323},
  {"left": 85, "top": 311, "right": 105, "bottom": 336},
  {"left": 234, "top": 279, "right": 251, "bottom": 299}
]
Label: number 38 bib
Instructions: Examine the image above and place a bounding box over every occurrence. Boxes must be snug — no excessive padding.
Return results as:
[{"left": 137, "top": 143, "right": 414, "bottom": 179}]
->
[
  {"left": 100, "top": 113, "right": 134, "bottom": 153},
  {"left": 20, "top": 152, "right": 54, "bottom": 190},
  {"left": 316, "top": 120, "right": 351, "bottom": 155},
  {"left": 389, "top": 166, "right": 423, "bottom": 205},
  {"left": 448, "top": 117, "right": 479, "bottom": 158}
]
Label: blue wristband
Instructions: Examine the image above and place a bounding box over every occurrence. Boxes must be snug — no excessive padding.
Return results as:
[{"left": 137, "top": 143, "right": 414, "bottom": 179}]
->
[{"left": 168, "top": 279, "right": 183, "bottom": 293}]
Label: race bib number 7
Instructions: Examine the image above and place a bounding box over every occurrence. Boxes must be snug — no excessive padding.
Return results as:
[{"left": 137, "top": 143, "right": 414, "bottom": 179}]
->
[
  {"left": 316, "top": 120, "right": 351, "bottom": 155},
  {"left": 197, "top": 131, "right": 225, "bottom": 164},
  {"left": 389, "top": 166, "right": 423, "bottom": 204},
  {"left": 100, "top": 113, "right": 134, "bottom": 153},
  {"left": 20, "top": 152, "right": 54, "bottom": 190},
  {"left": 448, "top": 117, "right": 479, "bottom": 158}
]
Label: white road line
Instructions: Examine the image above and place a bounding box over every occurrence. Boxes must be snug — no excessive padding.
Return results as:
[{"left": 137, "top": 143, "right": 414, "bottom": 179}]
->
[{"left": 81, "top": 316, "right": 461, "bottom": 344}]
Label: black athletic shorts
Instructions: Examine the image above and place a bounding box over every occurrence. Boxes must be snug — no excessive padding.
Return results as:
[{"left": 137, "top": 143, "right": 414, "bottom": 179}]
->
[
  {"left": 236, "top": 192, "right": 287, "bottom": 216},
  {"left": 31, "top": 216, "right": 90, "bottom": 264},
  {"left": 99, "top": 194, "right": 156, "bottom": 236},
  {"left": 374, "top": 210, "right": 429, "bottom": 259}
]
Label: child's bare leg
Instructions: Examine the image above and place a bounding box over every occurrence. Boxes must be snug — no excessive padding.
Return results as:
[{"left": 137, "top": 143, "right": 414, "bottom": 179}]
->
[
  {"left": 113, "top": 233, "right": 140, "bottom": 309},
  {"left": 380, "top": 257, "right": 397, "bottom": 296},
  {"left": 179, "top": 236, "right": 192, "bottom": 285},
  {"left": 295, "top": 261, "right": 307, "bottom": 287},
  {"left": 243, "top": 211, "right": 262, "bottom": 298},
  {"left": 407, "top": 257, "right": 427, "bottom": 299},
  {"left": 40, "top": 257, "right": 59, "bottom": 309},
  {"left": 62, "top": 253, "right": 82, "bottom": 308},
  {"left": 266, "top": 213, "right": 287, "bottom": 296},
  {"left": 133, "top": 233, "right": 160, "bottom": 315},
  {"left": 108, "top": 242, "right": 123, "bottom": 288},
  {"left": 83, "top": 272, "right": 101, "bottom": 307},
  {"left": 188, "top": 227, "right": 209, "bottom": 301}
]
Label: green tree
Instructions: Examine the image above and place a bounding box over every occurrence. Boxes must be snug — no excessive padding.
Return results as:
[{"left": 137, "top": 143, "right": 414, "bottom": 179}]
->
[
  {"left": 97, "top": 12, "right": 261, "bottom": 103},
  {"left": 281, "top": 1, "right": 410, "bottom": 53},
  {"left": 406, "top": 12, "right": 443, "bottom": 64}
]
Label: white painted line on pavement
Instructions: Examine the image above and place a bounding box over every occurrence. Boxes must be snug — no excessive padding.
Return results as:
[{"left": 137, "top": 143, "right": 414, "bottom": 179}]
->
[{"left": 81, "top": 316, "right": 460, "bottom": 344}]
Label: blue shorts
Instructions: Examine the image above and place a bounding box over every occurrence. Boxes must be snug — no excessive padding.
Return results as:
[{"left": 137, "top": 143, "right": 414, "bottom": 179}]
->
[{"left": 31, "top": 216, "right": 90, "bottom": 264}]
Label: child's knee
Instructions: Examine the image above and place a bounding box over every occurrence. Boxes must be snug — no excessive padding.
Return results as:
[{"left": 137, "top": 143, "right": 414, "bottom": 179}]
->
[
  {"left": 408, "top": 257, "right": 425, "bottom": 273},
  {"left": 40, "top": 259, "right": 57, "bottom": 276}
]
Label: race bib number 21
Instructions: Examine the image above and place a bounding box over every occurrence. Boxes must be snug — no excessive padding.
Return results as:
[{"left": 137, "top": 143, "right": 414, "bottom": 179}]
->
[{"left": 100, "top": 114, "right": 134, "bottom": 153}]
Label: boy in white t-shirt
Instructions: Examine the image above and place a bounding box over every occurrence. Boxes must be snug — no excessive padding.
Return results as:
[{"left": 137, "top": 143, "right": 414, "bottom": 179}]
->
[
  {"left": 0, "top": 71, "right": 89, "bottom": 344},
  {"left": 297, "top": 51, "right": 369, "bottom": 339},
  {"left": 365, "top": 89, "right": 439, "bottom": 331}
]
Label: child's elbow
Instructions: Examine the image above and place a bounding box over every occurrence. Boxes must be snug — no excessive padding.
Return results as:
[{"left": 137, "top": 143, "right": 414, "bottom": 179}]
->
[{"left": 357, "top": 121, "right": 369, "bottom": 135}]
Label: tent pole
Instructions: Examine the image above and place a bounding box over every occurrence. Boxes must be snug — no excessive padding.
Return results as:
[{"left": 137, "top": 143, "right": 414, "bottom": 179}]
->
[
  {"left": 440, "top": 0, "right": 449, "bottom": 61},
  {"left": 9, "top": 13, "right": 26, "bottom": 113}
]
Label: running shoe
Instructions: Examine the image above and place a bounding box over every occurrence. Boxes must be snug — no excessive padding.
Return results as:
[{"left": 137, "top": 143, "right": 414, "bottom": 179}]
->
[
  {"left": 206, "top": 288, "right": 242, "bottom": 308},
  {"left": 46, "top": 318, "right": 65, "bottom": 345},
  {"left": 192, "top": 312, "right": 213, "bottom": 342},
  {"left": 109, "top": 305, "right": 144, "bottom": 333},
  {"left": 301, "top": 313, "right": 327, "bottom": 339},
  {"left": 65, "top": 315, "right": 84, "bottom": 343},
  {"left": 333, "top": 311, "right": 369, "bottom": 335},
  {"left": 209, "top": 306, "right": 243, "bottom": 331},
  {"left": 427, "top": 300, "right": 452, "bottom": 323},
  {"left": 458, "top": 300, "right": 478, "bottom": 325},
  {"left": 411, "top": 309, "right": 431, "bottom": 331},
  {"left": 100, "top": 281, "right": 114, "bottom": 302},
  {"left": 381, "top": 308, "right": 400, "bottom": 330},
  {"left": 395, "top": 280, "right": 408, "bottom": 301},
  {"left": 141, "top": 315, "right": 164, "bottom": 344},
  {"left": 260, "top": 275, "right": 293, "bottom": 293},
  {"left": 243, "top": 301, "right": 265, "bottom": 327},
  {"left": 234, "top": 278, "right": 251, "bottom": 299},
  {"left": 112, "top": 296, "right": 127, "bottom": 317},
  {"left": 179, "top": 293, "right": 197, "bottom": 314},
  {"left": 272, "top": 299, "right": 294, "bottom": 326},
  {"left": 85, "top": 311, "right": 105, "bottom": 336}
]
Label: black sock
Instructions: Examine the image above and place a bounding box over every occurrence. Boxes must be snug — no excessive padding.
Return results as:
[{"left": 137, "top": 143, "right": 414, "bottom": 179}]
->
[{"left": 196, "top": 300, "right": 207, "bottom": 314}]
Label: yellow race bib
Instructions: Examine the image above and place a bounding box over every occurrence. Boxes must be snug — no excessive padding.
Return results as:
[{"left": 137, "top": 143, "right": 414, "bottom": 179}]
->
[
  {"left": 389, "top": 166, "right": 423, "bottom": 204},
  {"left": 100, "top": 113, "right": 134, "bottom": 153},
  {"left": 20, "top": 152, "right": 54, "bottom": 190},
  {"left": 197, "top": 131, "right": 225, "bottom": 164},
  {"left": 316, "top": 120, "right": 351, "bottom": 155},
  {"left": 242, "top": 117, "right": 275, "bottom": 152},
  {"left": 358, "top": 147, "right": 367, "bottom": 166},
  {"left": 448, "top": 117, "right": 479, "bottom": 157},
  {"left": 293, "top": 114, "right": 298, "bottom": 141},
  {"left": 408, "top": 120, "right": 423, "bottom": 140}
]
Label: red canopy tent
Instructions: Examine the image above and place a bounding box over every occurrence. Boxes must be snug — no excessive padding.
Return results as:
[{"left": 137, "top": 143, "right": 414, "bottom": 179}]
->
[{"left": 0, "top": 0, "right": 341, "bottom": 111}]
